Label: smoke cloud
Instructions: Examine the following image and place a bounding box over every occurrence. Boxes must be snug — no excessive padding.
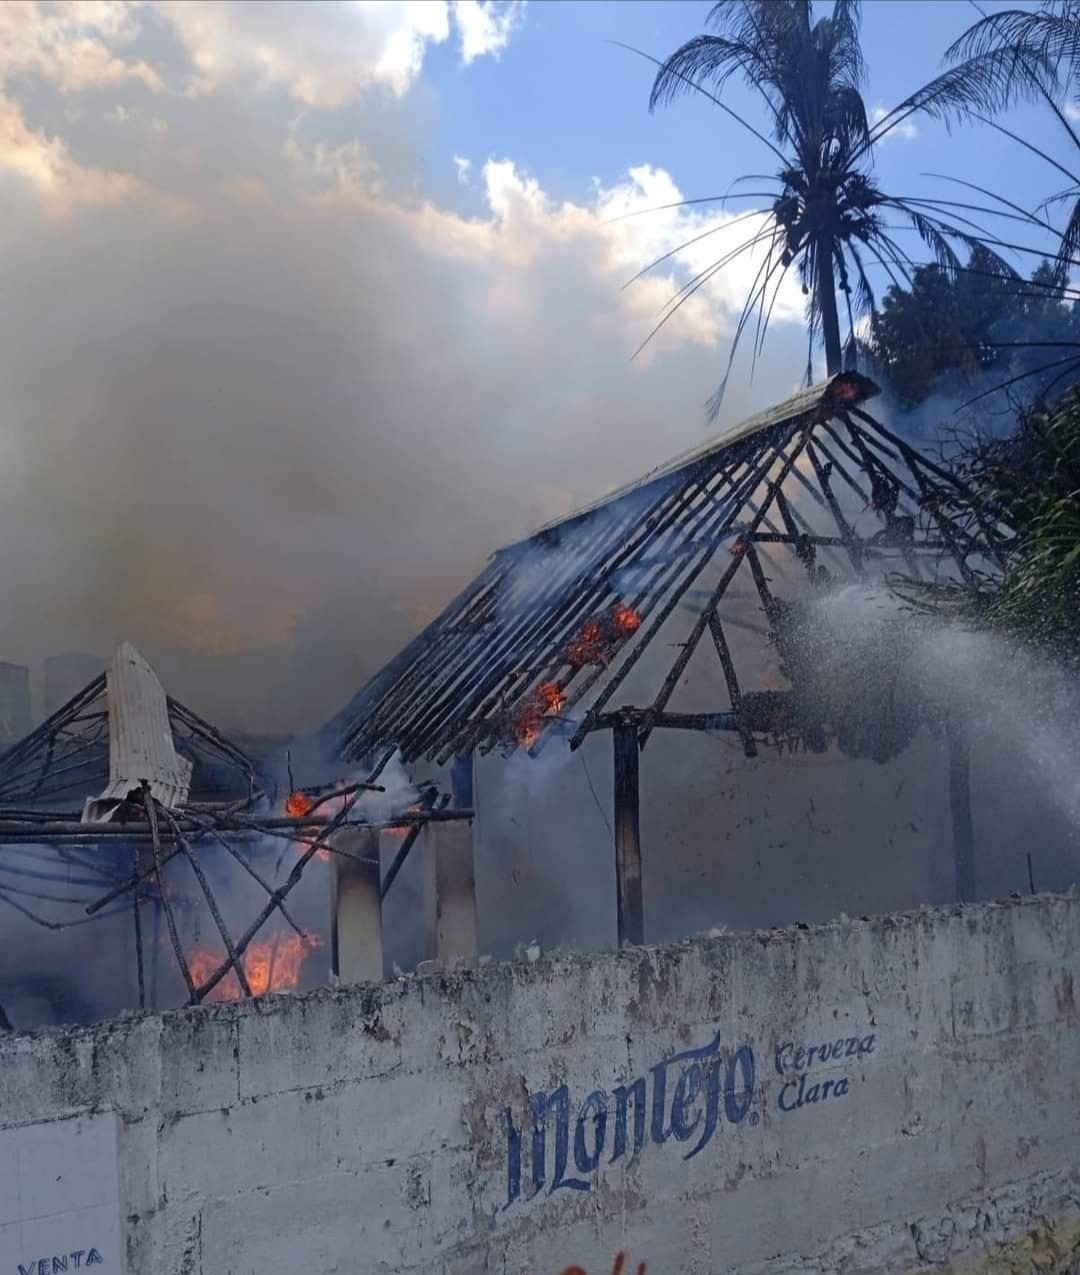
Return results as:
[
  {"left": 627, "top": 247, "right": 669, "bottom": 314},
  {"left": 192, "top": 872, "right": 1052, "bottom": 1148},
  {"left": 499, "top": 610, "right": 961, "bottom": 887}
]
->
[{"left": 0, "top": 1, "right": 807, "bottom": 733}]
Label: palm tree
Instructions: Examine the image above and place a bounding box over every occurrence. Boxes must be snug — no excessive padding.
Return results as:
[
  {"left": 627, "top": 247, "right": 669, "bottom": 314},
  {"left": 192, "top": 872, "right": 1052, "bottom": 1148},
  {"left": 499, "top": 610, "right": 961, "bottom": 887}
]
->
[
  {"left": 640, "top": 0, "right": 1019, "bottom": 412},
  {"left": 916, "top": 0, "right": 1080, "bottom": 283}
]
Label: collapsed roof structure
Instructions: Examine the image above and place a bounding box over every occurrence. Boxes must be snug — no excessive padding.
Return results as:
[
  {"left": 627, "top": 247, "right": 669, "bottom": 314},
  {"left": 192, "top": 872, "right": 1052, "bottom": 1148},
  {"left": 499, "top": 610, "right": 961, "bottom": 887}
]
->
[
  {"left": 0, "top": 374, "right": 1011, "bottom": 1023},
  {"left": 0, "top": 643, "right": 257, "bottom": 813},
  {"left": 327, "top": 373, "right": 1008, "bottom": 943},
  {"left": 329, "top": 374, "right": 1005, "bottom": 765},
  {"left": 0, "top": 645, "right": 462, "bottom": 1016}
]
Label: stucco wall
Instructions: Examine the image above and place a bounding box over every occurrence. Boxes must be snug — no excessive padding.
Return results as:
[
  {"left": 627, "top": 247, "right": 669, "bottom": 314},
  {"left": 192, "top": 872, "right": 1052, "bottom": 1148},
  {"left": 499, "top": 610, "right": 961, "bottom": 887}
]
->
[{"left": 3, "top": 892, "right": 1079, "bottom": 1275}]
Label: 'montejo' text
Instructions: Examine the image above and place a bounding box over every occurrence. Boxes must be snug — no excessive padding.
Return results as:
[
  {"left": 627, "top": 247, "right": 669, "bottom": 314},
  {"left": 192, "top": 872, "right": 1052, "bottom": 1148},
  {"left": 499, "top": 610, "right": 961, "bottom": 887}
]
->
[{"left": 505, "top": 1031, "right": 755, "bottom": 1203}]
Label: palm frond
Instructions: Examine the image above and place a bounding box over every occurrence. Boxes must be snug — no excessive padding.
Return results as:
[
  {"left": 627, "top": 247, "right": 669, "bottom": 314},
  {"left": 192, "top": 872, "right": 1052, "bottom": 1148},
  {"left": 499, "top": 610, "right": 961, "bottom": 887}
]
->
[
  {"left": 1057, "top": 194, "right": 1080, "bottom": 284},
  {"left": 947, "top": 4, "right": 1080, "bottom": 81},
  {"left": 613, "top": 40, "right": 789, "bottom": 163},
  {"left": 601, "top": 190, "right": 781, "bottom": 228},
  {"left": 620, "top": 208, "right": 765, "bottom": 291},
  {"left": 880, "top": 45, "right": 1060, "bottom": 141}
]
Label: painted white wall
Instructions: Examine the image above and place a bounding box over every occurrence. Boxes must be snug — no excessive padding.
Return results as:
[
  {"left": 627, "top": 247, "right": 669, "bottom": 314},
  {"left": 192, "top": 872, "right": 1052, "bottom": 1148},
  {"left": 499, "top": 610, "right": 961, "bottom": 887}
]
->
[{"left": 2, "top": 893, "right": 1079, "bottom": 1275}]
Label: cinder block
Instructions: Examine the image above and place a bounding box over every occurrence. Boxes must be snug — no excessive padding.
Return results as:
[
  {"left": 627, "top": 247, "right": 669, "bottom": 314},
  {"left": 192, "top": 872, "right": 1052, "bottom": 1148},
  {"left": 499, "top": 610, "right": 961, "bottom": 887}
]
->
[
  {"left": 160, "top": 1070, "right": 474, "bottom": 1203},
  {"left": 160, "top": 1007, "right": 239, "bottom": 1114},
  {"left": 199, "top": 1162, "right": 432, "bottom": 1275}
]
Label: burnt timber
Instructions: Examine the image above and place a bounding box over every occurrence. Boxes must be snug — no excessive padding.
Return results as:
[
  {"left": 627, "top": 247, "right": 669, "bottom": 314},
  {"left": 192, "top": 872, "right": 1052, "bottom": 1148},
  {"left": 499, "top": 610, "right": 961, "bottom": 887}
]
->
[
  {"left": 328, "top": 373, "right": 1007, "bottom": 944},
  {"left": 330, "top": 373, "right": 1005, "bottom": 766}
]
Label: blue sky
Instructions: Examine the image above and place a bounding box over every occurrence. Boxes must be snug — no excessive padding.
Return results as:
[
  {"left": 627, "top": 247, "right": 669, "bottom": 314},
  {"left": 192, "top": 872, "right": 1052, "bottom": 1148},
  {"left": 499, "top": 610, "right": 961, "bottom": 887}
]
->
[
  {"left": 421, "top": 0, "right": 1065, "bottom": 268},
  {"left": 0, "top": 0, "right": 1068, "bottom": 727}
]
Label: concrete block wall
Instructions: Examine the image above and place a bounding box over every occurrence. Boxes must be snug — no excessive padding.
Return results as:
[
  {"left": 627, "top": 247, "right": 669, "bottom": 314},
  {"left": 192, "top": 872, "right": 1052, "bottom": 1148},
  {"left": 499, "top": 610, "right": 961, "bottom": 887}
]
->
[{"left": 2, "top": 892, "right": 1079, "bottom": 1275}]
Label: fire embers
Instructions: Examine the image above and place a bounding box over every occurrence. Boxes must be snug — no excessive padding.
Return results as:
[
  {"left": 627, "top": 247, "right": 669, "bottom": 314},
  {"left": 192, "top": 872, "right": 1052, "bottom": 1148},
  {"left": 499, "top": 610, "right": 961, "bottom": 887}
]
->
[
  {"left": 189, "top": 933, "right": 324, "bottom": 1002},
  {"left": 384, "top": 803, "right": 422, "bottom": 840},
  {"left": 564, "top": 603, "right": 642, "bottom": 670},
  {"left": 283, "top": 789, "right": 330, "bottom": 860},
  {"left": 285, "top": 790, "right": 315, "bottom": 817},
  {"left": 511, "top": 681, "right": 566, "bottom": 748}
]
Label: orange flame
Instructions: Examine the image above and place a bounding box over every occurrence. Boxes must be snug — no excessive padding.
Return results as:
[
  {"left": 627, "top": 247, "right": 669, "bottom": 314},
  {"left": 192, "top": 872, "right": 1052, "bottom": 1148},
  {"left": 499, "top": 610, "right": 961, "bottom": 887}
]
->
[
  {"left": 566, "top": 619, "right": 604, "bottom": 668},
  {"left": 285, "top": 790, "right": 316, "bottom": 817},
  {"left": 514, "top": 681, "right": 566, "bottom": 747},
  {"left": 565, "top": 603, "right": 642, "bottom": 669},
  {"left": 384, "top": 803, "right": 423, "bottom": 840},
  {"left": 189, "top": 933, "right": 325, "bottom": 1002},
  {"left": 284, "top": 790, "right": 331, "bottom": 860},
  {"left": 611, "top": 603, "right": 642, "bottom": 635}
]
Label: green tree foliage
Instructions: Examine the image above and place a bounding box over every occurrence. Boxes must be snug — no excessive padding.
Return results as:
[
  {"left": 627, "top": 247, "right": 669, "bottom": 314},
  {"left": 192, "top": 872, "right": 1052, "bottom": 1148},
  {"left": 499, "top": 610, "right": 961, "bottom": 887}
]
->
[
  {"left": 896, "top": 389, "right": 1080, "bottom": 660},
  {"left": 864, "top": 249, "right": 1080, "bottom": 409}
]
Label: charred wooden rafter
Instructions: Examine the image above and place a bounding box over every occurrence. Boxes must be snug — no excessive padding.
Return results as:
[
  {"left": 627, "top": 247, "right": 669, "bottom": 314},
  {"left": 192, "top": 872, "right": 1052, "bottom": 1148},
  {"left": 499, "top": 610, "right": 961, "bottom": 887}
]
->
[
  {"left": 324, "top": 373, "right": 1002, "bottom": 766},
  {"left": 0, "top": 661, "right": 466, "bottom": 1009},
  {"left": 0, "top": 780, "right": 470, "bottom": 1006}
]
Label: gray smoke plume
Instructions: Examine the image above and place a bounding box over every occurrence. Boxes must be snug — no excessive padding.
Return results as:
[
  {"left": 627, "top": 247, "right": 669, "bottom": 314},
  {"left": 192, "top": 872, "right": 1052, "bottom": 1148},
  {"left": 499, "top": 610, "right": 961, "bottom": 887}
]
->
[{"left": 0, "top": 65, "right": 806, "bottom": 735}]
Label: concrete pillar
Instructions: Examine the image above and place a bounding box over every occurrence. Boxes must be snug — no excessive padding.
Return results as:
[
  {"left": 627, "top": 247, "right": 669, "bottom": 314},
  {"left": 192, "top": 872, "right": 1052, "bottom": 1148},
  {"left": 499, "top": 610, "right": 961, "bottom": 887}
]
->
[
  {"left": 332, "top": 827, "right": 383, "bottom": 983},
  {"left": 421, "top": 755, "right": 478, "bottom": 966}
]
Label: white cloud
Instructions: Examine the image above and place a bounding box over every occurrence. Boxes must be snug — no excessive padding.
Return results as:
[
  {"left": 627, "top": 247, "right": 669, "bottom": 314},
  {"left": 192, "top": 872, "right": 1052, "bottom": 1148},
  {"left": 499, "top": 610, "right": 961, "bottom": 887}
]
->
[
  {"left": 0, "top": 0, "right": 525, "bottom": 210},
  {"left": 156, "top": 0, "right": 449, "bottom": 104},
  {"left": 1065, "top": 101, "right": 1080, "bottom": 123},
  {"left": 452, "top": 0, "right": 524, "bottom": 65},
  {"left": 156, "top": 0, "right": 521, "bottom": 105},
  {"left": 299, "top": 145, "right": 802, "bottom": 356},
  {"left": 871, "top": 105, "right": 917, "bottom": 142},
  {"left": 0, "top": 93, "right": 141, "bottom": 211},
  {"left": 453, "top": 154, "right": 472, "bottom": 184},
  {"left": 1, "top": 2, "right": 524, "bottom": 111},
  {"left": 0, "top": 1, "right": 161, "bottom": 92},
  {"left": 111, "top": 104, "right": 168, "bottom": 133}
]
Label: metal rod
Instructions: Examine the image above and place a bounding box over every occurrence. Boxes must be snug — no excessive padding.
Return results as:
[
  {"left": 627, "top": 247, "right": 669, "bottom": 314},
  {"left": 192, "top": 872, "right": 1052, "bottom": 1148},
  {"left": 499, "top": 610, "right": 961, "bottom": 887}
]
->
[
  {"left": 435, "top": 442, "right": 767, "bottom": 763},
  {"left": 511, "top": 454, "right": 762, "bottom": 762},
  {"left": 336, "top": 561, "right": 508, "bottom": 759},
  {"left": 182, "top": 815, "right": 308, "bottom": 938},
  {"left": 0, "top": 674, "right": 106, "bottom": 774},
  {"left": 507, "top": 455, "right": 764, "bottom": 763}
]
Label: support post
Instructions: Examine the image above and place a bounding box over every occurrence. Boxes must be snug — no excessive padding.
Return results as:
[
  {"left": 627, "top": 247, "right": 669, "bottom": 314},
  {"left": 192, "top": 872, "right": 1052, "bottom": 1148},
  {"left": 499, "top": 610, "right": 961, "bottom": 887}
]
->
[
  {"left": 613, "top": 715, "right": 644, "bottom": 947},
  {"left": 947, "top": 722, "right": 975, "bottom": 903},
  {"left": 421, "top": 754, "right": 478, "bottom": 966},
  {"left": 332, "top": 827, "right": 383, "bottom": 983}
]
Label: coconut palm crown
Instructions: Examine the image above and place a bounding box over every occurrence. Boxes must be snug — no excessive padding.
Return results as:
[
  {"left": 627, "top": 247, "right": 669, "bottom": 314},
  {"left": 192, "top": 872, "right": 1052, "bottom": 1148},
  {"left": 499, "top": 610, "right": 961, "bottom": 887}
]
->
[{"left": 643, "top": 0, "right": 1020, "bottom": 415}]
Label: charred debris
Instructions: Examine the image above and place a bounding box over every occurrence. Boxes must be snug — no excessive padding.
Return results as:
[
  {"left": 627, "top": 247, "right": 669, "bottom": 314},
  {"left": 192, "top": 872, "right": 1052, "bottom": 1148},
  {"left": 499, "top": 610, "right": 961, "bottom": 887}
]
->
[
  {"left": 0, "top": 373, "right": 1007, "bottom": 1022},
  {"left": 328, "top": 372, "right": 1006, "bottom": 936},
  {"left": 0, "top": 645, "right": 466, "bottom": 1019}
]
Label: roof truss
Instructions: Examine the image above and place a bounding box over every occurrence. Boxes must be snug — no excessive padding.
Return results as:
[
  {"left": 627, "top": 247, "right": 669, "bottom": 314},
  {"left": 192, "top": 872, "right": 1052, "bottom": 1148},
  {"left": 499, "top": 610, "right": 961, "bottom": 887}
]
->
[{"left": 331, "top": 374, "right": 1009, "bottom": 764}]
